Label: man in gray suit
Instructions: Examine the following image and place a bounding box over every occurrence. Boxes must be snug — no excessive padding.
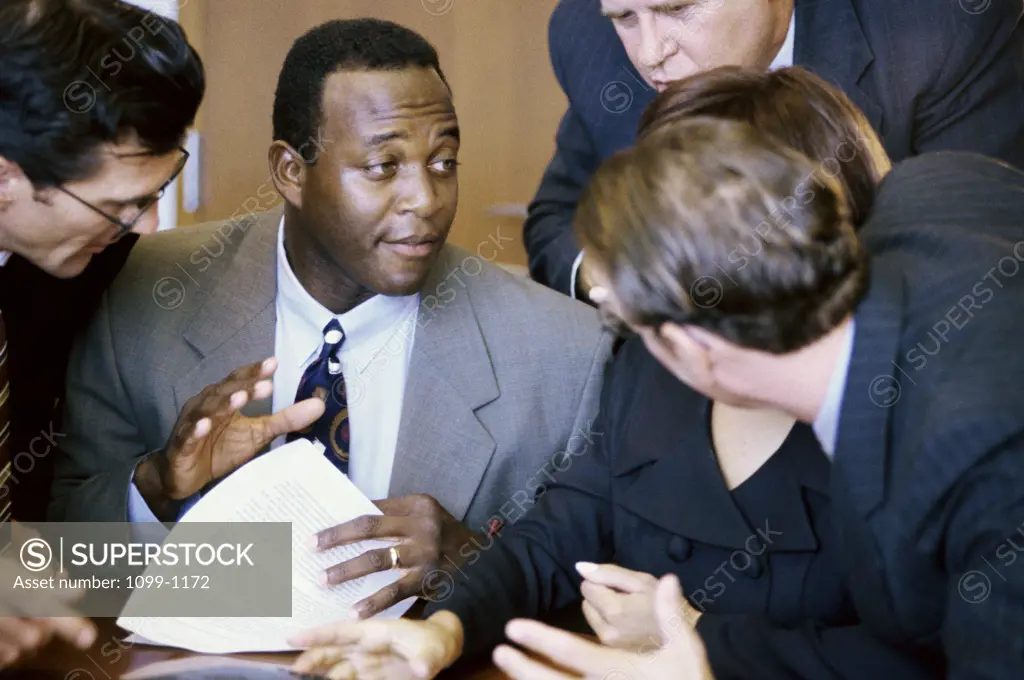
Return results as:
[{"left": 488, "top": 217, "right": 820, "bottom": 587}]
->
[{"left": 50, "top": 19, "right": 610, "bottom": 619}]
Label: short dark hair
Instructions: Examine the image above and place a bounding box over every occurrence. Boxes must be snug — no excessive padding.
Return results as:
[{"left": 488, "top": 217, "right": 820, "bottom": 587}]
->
[
  {"left": 639, "top": 66, "right": 890, "bottom": 228},
  {"left": 0, "top": 0, "right": 205, "bottom": 187},
  {"left": 273, "top": 19, "right": 448, "bottom": 159},
  {"left": 576, "top": 118, "right": 869, "bottom": 354}
]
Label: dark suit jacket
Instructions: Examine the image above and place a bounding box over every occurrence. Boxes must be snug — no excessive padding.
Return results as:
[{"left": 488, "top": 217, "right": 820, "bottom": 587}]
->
[
  {"left": 823, "top": 152, "right": 1024, "bottom": 680},
  {"left": 526, "top": 0, "right": 1024, "bottom": 295},
  {"left": 426, "top": 338, "right": 936, "bottom": 680},
  {"left": 0, "top": 235, "right": 135, "bottom": 520}
]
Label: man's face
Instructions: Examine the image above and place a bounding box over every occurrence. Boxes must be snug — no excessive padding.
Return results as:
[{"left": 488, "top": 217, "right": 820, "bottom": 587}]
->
[
  {"left": 600, "top": 0, "right": 792, "bottom": 91},
  {"left": 298, "top": 67, "right": 459, "bottom": 297},
  {"left": 0, "top": 139, "right": 180, "bottom": 277},
  {"left": 589, "top": 264, "right": 761, "bottom": 407}
]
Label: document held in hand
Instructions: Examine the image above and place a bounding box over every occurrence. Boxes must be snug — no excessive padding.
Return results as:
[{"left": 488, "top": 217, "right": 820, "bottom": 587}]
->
[{"left": 117, "top": 438, "right": 415, "bottom": 653}]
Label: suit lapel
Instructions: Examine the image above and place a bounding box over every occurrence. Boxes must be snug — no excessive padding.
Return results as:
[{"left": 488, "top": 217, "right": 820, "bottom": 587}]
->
[
  {"left": 173, "top": 211, "right": 279, "bottom": 418},
  {"left": 389, "top": 247, "right": 499, "bottom": 520},
  {"left": 613, "top": 370, "right": 827, "bottom": 552},
  {"left": 833, "top": 259, "right": 906, "bottom": 519},
  {"left": 795, "top": 0, "right": 883, "bottom": 134}
]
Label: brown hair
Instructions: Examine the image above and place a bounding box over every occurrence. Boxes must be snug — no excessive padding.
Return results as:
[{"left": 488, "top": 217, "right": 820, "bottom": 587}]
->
[
  {"left": 576, "top": 118, "right": 868, "bottom": 354},
  {"left": 638, "top": 66, "right": 890, "bottom": 228}
]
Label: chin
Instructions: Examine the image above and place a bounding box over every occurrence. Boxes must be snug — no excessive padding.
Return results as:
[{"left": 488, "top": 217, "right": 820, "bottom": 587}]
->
[
  {"left": 42, "top": 252, "right": 92, "bottom": 279},
  {"left": 380, "top": 272, "right": 431, "bottom": 297}
]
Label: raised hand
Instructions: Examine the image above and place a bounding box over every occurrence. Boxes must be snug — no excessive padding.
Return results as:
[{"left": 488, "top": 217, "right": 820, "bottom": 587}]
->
[
  {"left": 134, "top": 357, "right": 325, "bottom": 520},
  {"left": 313, "top": 494, "right": 477, "bottom": 619}
]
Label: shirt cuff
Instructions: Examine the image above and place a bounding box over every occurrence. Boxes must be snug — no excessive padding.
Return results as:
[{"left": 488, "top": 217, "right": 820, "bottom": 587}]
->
[
  {"left": 569, "top": 250, "right": 585, "bottom": 300},
  {"left": 127, "top": 477, "right": 201, "bottom": 523},
  {"left": 127, "top": 478, "right": 162, "bottom": 524}
]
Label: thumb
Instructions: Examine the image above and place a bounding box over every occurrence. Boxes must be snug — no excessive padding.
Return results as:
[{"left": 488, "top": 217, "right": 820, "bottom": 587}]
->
[
  {"left": 654, "top": 574, "right": 688, "bottom": 644},
  {"left": 258, "top": 398, "right": 326, "bottom": 442},
  {"left": 576, "top": 562, "right": 654, "bottom": 593},
  {"left": 654, "top": 575, "right": 709, "bottom": 669}
]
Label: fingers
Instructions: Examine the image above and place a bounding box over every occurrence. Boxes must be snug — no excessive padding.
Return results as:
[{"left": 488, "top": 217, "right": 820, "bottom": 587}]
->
[
  {"left": 38, "top": 616, "right": 97, "bottom": 649},
  {"left": 579, "top": 581, "right": 622, "bottom": 621},
  {"left": 371, "top": 496, "right": 421, "bottom": 516},
  {"left": 224, "top": 356, "right": 278, "bottom": 384},
  {"left": 580, "top": 600, "right": 616, "bottom": 644},
  {"left": 322, "top": 543, "right": 417, "bottom": 587},
  {"left": 351, "top": 572, "right": 420, "bottom": 620},
  {"left": 492, "top": 644, "right": 576, "bottom": 680},
  {"left": 0, "top": 618, "right": 49, "bottom": 665},
  {"left": 292, "top": 645, "right": 349, "bottom": 673},
  {"left": 289, "top": 621, "right": 368, "bottom": 649},
  {"left": 290, "top": 620, "right": 450, "bottom": 679},
  {"left": 576, "top": 562, "right": 657, "bottom": 593},
  {"left": 315, "top": 515, "right": 414, "bottom": 551},
  {"left": 255, "top": 397, "right": 325, "bottom": 444},
  {"left": 504, "top": 619, "right": 619, "bottom": 677},
  {"left": 170, "top": 358, "right": 278, "bottom": 451},
  {"left": 654, "top": 574, "right": 699, "bottom": 646}
]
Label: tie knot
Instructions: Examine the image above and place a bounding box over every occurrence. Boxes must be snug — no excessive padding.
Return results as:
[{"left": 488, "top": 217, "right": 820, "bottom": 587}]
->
[{"left": 322, "top": 319, "right": 345, "bottom": 347}]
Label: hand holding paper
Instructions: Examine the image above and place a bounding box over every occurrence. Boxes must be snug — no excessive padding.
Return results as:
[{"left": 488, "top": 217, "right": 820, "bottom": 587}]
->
[
  {"left": 117, "top": 438, "right": 414, "bottom": 654},
  {"left": 314, "top": 493, "right": 479, "bottom": 619}
]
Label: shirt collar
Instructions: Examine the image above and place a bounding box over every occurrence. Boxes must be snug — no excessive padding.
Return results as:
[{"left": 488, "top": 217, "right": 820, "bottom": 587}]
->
[
  {"left": 276, "top": 217, "right": 418, "bottom": 372},
  {"left": 0, "top": 251, "right": 11, "bottom": 267},
  {"left": 812, "top": 318, "right": 855, "bottom": 458},
  {"left": 768, "top": 10, "right": 796, "bottom": 71}
]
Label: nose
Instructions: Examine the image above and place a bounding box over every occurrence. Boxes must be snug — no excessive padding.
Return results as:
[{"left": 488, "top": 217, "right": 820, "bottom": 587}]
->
[
  {"left": 397, "top": 167, "right": 442, "bottom": 219},
  {"left": 637, "top": 14, "right": 674, "bottom": 70},
  {"left": 131, "top": 203, "right": 161, "bottom": 235}
]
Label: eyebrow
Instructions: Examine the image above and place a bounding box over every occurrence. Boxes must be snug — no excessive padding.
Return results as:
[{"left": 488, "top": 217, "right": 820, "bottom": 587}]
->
[
  {"left": 363, "top": 124, "right": 461, "bottom": 147},
  {"left": 601, "top": 1, "right": 695, "bottom": 15}
]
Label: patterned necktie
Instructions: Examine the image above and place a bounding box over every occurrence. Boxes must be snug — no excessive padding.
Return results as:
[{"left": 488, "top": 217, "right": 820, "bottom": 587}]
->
[
  {"left": 0, "top": 311, "right": 13, "bottom": 535},
  {"left": 287, "top": 319, "right": 351, "bottom": 473}
]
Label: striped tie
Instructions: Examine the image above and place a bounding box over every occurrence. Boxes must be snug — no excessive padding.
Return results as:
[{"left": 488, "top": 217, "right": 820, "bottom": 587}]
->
[{"left": 0, "top": 311, "right": 12, "bottom": 551}]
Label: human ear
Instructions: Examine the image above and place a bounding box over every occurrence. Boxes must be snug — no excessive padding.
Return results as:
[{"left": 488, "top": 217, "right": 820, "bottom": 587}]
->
[{"left": 268, "top": 142, "right": 306, "bottom": 210}]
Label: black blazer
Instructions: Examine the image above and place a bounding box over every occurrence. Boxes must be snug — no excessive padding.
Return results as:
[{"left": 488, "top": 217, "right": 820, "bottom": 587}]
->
[
  {"left": 525, "top": 0, "right": 1024, "bottom": 295},
  {"left": 0, "top": 235, "right": 136, "bottom": 520},
  {"left": 427, "top": 338, "right": 934, "bottom": 679},
  {"left": 825, "top": 152, "right": 1024, "bottom": 679}
]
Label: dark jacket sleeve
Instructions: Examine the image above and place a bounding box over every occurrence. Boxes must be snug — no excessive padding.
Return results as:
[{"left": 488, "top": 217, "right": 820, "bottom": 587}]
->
[
  {"left": 697, "top": 616, "right": 936, "bottom": 680},
  {"left": 940, "top": 431, "right": 1024, "bottom": 680},
  {"left": 911, "top": 2, "right": 1024, "bottom": 169},
  {"left": 423, "top": 355, "right": 623, "bottom": 658},
  {"left": 522, "top": 8, "right": 601, "bottom": 295},
  {"left": 48, "top": 287, "right": 149, "bottom": 522}
]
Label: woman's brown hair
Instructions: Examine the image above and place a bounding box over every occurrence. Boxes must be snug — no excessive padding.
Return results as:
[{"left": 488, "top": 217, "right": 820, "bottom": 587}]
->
[{"left": 638, "top": 66, "right": 890, "bottom": 228}]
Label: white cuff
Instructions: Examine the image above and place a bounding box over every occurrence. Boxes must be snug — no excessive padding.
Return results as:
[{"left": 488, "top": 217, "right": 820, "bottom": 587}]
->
[{"left": 569, "top": 250, "right": 586, "bottom": 300}]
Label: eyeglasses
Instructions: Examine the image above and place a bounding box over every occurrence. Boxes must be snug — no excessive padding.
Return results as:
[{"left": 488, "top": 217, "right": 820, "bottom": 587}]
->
[{"left": 56, "top": 147, "right": 190, "bottom": 238}]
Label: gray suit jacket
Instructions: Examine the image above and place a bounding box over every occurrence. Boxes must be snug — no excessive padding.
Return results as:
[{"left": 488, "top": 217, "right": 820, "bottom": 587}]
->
[{"left": 49, "top": 210, "right": 611, "bottom": 532}]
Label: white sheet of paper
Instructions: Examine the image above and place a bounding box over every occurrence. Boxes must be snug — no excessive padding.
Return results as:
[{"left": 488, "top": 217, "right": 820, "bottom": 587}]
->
[{"left": 117, "top": 438, "right": 414, "bottom": 654}]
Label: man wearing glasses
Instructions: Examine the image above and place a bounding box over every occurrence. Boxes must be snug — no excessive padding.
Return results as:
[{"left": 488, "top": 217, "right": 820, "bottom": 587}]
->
[{"left": 0, "top": 0, "right": 203, "bottom": 666}]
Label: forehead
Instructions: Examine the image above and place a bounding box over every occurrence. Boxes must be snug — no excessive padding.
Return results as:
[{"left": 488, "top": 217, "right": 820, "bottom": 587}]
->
[
  {"left": 68, "top": 139, "right": 182, "bottom": 198},
  {"left": 319, "top": 68, "right": 456, "bottom": 142}
]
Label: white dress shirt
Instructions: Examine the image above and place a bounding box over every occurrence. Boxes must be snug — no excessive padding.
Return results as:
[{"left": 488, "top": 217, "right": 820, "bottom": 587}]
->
[
  {"left": 272, "top": 218, "right": 418, "bottom": 500},
  {"left": 571, "top": 10, "right": 798, "bottom": 299},
  {"left": 129, "top": 218, "right": 419, "bottom": 521},
  {"left": 812, "top": 319, "right": 855, "bottom": 459}
]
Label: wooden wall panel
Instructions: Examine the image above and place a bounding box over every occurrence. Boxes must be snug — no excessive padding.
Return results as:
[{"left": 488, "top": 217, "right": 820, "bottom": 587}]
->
[{"left": 183, "top": 0, "right": 564, "bottom": 264}]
